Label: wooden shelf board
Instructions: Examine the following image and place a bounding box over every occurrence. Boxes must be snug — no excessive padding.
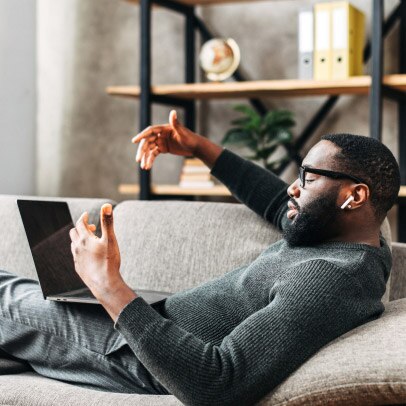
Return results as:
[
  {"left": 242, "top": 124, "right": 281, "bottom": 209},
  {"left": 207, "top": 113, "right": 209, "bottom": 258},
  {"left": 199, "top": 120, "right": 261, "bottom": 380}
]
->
[
  {"left": 107, "top": 75, "right": 406, "bottom": 100},
  {"left": 126, "top": 0, "right": 270, "bottom": 6},
  {"left": 120, "top": 184, "right": 406, "bottom": 198},
  {"left": 119, "top": 183, "right": 232, "bottom": 196}
]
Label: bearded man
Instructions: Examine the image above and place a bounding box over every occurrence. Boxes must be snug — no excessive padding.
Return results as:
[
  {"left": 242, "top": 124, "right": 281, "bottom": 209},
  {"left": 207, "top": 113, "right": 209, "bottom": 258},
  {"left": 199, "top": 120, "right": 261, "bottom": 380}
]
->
[{"left": 0, "top": 110, "right": 400, "bottom": 406}]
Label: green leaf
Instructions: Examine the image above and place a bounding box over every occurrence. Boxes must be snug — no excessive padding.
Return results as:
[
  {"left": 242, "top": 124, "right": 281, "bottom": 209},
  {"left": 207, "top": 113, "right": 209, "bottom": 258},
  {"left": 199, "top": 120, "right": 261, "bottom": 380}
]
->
[
  {"left": 264, "top": 110, "right": 295, "bottom": 129},
  {"left": 230, "top": 117, "right": 252, "bottom": 126},
  {"left": 220, "top": 129, "right": 254, "bottom": 147},
  {"left": 232, "top": 104, "right": 260, "bottom": 121}
]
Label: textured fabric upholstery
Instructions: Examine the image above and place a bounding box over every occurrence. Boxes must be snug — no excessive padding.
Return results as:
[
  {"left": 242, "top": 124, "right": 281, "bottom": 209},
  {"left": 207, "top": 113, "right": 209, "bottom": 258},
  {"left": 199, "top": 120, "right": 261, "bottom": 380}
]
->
[
  {"left": 391, "top": 242, "right": 406, "bottom": 300},
  {"left": 114, "top": 200, "right": 283, "bottom": 293},
  {"left": 259, "top": 298, "right": 406, "bottom": 406},
  {"left": 0, "top": 373, "right": 182, "bottom": 406},
  {"left": 0, "top": 196, "right": 404, "bottom": 405}
]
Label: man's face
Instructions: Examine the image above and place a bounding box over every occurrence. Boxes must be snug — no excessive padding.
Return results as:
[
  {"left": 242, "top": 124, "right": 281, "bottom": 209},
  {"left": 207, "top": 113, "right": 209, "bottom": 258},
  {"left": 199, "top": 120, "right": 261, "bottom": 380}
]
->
[{"left": 283, "top": 141, "right": 347, "bottom": 247}]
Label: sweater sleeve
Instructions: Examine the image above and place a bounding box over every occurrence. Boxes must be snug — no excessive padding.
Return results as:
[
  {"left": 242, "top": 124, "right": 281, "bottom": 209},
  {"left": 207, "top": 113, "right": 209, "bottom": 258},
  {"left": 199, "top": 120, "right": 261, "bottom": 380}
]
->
[
  {"left": 210, "top": 148, "right": 290, "bottom": 230},
  {"left": 114, "top": 260, "right": 370, "bottom": 406}
]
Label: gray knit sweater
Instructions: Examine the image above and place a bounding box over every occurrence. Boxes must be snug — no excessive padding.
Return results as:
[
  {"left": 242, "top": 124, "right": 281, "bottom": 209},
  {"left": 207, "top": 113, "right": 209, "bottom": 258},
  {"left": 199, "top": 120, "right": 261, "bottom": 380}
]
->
[{"left": 115, "top": 148, "right": 391, "bottom": 406}]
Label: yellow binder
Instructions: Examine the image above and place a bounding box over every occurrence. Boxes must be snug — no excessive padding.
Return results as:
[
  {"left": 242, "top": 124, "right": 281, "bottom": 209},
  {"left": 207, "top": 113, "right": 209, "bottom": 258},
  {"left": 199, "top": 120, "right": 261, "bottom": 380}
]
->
[{"left": 331, "top": 2, "right": 365, "bottom": 79}]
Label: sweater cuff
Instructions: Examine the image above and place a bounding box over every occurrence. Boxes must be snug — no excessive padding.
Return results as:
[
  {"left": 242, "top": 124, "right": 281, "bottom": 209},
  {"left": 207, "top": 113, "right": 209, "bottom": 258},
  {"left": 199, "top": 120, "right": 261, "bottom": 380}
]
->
[{"left": 114, "top": 297, "right": 163, "bottom": 345}]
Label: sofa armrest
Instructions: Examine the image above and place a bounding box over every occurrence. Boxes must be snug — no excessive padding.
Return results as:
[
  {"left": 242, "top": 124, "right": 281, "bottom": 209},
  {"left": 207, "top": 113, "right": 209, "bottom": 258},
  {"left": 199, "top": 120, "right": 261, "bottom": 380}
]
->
[
  {"left": 259, "top": 298, "right": 406, "bottom": 405},
  {"left": 391, "top": 242, "right": 406, "bottom": 301}
]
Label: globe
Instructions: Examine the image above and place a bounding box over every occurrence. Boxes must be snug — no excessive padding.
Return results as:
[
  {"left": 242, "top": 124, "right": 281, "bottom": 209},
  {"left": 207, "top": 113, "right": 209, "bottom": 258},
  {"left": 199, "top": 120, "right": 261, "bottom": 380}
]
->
[{"left": 199, "top": 38, "right": 241, "bottom": 82}]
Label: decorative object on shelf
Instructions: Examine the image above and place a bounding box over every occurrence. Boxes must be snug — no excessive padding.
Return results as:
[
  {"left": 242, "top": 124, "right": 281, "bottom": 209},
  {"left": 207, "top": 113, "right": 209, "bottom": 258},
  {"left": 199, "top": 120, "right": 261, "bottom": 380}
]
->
[
  {"left": 179, "top": 158, "right": 215, "bottom": 188},
  {"left": 221, "top": 104, "right": 295, "bottom": 173},
  {"left": 199, "top": 38, "right": 241, "bottom": 82}
]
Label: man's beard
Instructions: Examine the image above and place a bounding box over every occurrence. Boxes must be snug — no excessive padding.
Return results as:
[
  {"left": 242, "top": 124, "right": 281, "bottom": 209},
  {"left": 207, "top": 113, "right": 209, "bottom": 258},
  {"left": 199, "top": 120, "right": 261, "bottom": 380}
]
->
[{"left": 283, "top": 189, "right": 341, "bottom": 247}]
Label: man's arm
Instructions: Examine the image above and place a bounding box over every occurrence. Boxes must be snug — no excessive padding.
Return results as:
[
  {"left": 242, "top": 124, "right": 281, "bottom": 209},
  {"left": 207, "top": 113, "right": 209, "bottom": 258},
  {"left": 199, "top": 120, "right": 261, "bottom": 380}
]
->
[
  {"left": 211, "top": 148, "right": 290, "bottom": 231},
  {"left": 114, "top": 260, "right": 367, "bottom": 406},
  {"left": 132, "top": 111, "right": 290, "bottom": 230}
]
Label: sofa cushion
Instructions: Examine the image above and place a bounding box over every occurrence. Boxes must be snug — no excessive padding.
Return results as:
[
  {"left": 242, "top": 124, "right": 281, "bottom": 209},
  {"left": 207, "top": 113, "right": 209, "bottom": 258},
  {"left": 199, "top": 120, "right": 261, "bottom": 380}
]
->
[
  {"left": 258, "top": 297, "right": 406, "bottom": 405},
  {"left": 390, "top": 242, "right": 406, "bottom": 301},
  {"left": 115, "top": 200, "right": 393, "bottom": 301},
  {"left": 0, "top": 373, "right": 182, "bottom": 406},
  {"left": 114, "top": 200, "right": 283, "bottom": 293},
  {"left": 0, "top": 195, "right": 116, "bottom": 280}
]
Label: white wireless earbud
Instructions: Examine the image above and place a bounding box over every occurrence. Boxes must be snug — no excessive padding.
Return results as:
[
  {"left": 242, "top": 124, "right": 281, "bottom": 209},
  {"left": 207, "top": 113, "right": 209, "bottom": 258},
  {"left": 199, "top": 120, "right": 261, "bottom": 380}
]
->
[{"left": 340, "top": 196, "right": 354, "bottom": 210}]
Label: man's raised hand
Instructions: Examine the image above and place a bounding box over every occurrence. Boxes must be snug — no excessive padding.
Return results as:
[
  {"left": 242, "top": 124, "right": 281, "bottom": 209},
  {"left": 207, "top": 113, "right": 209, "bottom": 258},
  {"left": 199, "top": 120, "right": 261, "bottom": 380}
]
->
[{"left": 131, "top": 110, "right": 202, "bottom": 170}]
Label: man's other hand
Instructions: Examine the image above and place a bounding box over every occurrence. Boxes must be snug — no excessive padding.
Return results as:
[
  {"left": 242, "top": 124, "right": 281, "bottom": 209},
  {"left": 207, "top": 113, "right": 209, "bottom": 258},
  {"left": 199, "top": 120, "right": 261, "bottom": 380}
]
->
[
  {"left": 69, "top": 204, "right": 137, "bottom": 321},
  {"left": 132, "top": 110, "right": 203, "bottom": 170}
]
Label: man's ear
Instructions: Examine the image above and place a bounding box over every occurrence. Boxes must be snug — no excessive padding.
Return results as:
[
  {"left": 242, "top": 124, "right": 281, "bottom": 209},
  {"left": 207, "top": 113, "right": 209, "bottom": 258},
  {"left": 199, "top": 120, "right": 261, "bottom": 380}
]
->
[{"left": 342, "top": 184, "right": 370, "bottom": 210}]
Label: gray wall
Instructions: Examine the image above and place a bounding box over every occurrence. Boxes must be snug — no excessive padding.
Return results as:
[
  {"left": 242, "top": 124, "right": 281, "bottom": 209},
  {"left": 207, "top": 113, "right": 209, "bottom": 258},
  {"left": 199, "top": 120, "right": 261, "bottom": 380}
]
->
[
  {"left": 36, "top": 0, "right": 400, "bottom": 237},
  {"left": 0, "top": 0, "right": 36, "bottom": 195}
]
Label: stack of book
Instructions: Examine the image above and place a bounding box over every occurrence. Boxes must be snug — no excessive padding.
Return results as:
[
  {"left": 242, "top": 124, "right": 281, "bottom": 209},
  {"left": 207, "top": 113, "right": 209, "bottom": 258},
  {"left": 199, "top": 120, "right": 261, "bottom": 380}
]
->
[{"left": 179, "top": 158, "right": 215, "bottom": 189}]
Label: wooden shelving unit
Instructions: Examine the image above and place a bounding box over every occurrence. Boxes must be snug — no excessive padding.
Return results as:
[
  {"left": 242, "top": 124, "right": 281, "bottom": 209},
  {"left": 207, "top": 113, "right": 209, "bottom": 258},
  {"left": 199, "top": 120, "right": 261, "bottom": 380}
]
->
[
  {"left": 126, "top": 0, "right": 269, "bottom": 5},
  {"left": 119, "top": 183, "right": 231, "bottom": 196},
  {"left": 108, "top": 75, "right": 406, "bottom": 99},
  {"left": 110, "top": 0, "right": 406, "bottom": 240}
]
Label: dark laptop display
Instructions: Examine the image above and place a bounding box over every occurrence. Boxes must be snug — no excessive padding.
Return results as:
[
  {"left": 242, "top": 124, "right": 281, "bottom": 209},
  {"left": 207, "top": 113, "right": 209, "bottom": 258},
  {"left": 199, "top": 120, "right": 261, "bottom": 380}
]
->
[{"left": 17, "top": 200, "right": 88, "bottom": 298}]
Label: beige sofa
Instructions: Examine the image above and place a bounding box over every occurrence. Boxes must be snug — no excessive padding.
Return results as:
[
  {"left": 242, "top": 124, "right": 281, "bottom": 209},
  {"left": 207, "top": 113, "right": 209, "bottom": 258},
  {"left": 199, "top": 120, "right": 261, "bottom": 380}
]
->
[{"left": 0, "top": 195, "right": 405, "bottom": 405}]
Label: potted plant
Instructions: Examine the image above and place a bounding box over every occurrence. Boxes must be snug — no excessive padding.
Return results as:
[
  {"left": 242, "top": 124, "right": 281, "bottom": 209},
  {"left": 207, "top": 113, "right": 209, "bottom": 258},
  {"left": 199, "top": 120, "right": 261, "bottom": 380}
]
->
[{"left": 220, "top": 104, "right": 295, "bottom": 173}]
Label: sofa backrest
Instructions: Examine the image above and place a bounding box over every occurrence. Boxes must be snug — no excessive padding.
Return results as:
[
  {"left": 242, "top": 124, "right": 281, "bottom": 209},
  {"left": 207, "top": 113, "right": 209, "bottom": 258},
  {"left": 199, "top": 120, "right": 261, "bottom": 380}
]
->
[{"left": 114, "top": 200, "right": 393, "bottom": 303}]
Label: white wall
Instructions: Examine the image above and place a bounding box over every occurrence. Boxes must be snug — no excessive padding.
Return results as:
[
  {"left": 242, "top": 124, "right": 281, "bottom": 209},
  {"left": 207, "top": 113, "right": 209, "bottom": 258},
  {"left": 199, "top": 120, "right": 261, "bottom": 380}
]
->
[
  {"left": 36, "top": 0, "right": 78, "bottom": 197},
  {"left": 0, "top": 0, "right": 36, "bottom": 195}
]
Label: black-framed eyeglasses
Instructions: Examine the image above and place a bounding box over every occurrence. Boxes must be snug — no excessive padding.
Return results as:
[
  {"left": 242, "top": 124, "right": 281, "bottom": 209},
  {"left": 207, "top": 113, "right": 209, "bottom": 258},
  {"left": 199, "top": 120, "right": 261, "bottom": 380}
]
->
[{"left": 299, "top": 166, "right": 369, "bottom": 188}]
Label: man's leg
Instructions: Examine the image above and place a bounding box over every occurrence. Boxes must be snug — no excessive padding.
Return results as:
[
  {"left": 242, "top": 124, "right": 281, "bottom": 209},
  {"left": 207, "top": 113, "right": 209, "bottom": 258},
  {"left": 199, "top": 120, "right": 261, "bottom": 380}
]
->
[{"left": 0, "top": 269, "right": 168, "bottom": 394}]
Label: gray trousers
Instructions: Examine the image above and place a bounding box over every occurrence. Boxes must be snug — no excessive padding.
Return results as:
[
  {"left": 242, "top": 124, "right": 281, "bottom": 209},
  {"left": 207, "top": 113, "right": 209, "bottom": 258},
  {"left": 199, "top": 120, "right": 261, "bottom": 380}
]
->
[{"left": 0, "top": 269, "right": 169, "bottom": 395}]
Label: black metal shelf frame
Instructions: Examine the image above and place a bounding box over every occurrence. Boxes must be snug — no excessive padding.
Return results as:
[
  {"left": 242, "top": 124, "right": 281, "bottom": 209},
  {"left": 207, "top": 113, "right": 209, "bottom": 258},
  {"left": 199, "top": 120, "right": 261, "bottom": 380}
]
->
[{"left": 137, "top": 0, "right": 406, "bottom": 241}]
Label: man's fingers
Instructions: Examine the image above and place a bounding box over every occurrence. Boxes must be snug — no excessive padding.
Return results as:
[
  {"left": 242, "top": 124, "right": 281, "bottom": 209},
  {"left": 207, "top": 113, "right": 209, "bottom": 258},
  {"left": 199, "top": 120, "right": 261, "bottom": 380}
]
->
[
  {"left": 135, "top": 138, "right": 146, "bottom": 162},
  {"left": 75, "top": 212, "right": 92, "bottom": 237},
  {"left": 132, "top": 125, "right": 168, "bottom": 144},
  {"left": 169, "top": 110, "right": 181, "bottom": 129},
  {"left": 145, "top": 146, "right": 160, "bottom": 169},
  {"left": 100, "top": 204, "right": 115, "bottom": 241},
  {"left": 69, "top": 227, "right": 79, "bottom": 242}
]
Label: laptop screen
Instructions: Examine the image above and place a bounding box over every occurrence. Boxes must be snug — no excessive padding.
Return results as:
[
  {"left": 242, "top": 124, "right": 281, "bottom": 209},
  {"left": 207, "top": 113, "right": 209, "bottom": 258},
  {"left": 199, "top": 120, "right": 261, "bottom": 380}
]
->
[{"left": 17, "top": 200, "right": 88, "bottom": 297}]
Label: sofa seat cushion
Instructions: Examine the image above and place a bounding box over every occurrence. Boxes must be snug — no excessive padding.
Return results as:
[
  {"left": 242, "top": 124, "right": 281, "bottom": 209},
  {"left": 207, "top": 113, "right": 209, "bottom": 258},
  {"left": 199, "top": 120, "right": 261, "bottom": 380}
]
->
[
  {"left": 259, "top": 297, "right": 406, "bottom": 405},
  {"left": 0, "top": 373, "right": 182, "bottom": 406}
]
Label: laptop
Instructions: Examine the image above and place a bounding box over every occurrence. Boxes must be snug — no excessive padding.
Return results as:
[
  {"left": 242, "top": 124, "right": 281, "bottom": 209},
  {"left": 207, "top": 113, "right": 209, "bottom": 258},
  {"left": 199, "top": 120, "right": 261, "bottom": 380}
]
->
[{"left": 17, "top": 199, "right": 173, "bottom": 305}]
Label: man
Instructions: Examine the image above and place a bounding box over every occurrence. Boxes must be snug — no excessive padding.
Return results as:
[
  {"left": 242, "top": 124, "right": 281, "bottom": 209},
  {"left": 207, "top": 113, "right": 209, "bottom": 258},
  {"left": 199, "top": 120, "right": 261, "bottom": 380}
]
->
[{"left": 0, "top": 110, "right": 400, "bottom": 405}]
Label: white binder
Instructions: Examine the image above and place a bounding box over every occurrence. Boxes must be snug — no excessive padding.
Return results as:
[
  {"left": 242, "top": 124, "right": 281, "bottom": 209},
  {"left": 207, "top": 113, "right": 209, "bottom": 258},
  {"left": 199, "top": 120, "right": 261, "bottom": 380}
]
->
[{"left": 298, "top": 7, "right": 314, "bottom": 80}]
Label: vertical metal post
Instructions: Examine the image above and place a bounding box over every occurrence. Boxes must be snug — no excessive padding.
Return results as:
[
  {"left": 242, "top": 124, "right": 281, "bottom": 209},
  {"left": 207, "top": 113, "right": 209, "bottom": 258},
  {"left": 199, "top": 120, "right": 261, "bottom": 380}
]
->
[
  {"left": 139, "top": 0, "right": 152, "bottom": 200},
  {"left": 370, "top": 0, "right": 384, "bottom": 140},
  {"left": 185, "top": 6, "right": 196, "bottom": 132},
  {"left": 399, "top": 0, "right": 406, "bottom": 242}
]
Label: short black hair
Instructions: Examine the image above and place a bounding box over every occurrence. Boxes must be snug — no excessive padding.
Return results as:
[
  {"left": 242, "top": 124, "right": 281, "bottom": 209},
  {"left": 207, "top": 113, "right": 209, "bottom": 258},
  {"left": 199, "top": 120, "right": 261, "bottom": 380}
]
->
[{"left": 321, "top": 133, "right": 400, "bottom": 221}]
